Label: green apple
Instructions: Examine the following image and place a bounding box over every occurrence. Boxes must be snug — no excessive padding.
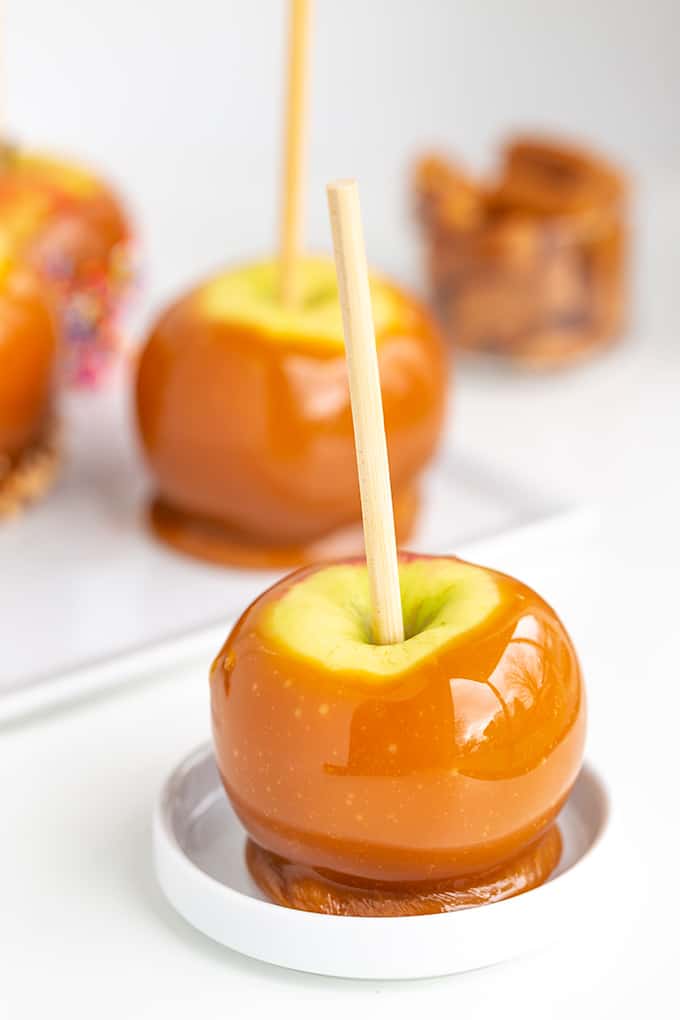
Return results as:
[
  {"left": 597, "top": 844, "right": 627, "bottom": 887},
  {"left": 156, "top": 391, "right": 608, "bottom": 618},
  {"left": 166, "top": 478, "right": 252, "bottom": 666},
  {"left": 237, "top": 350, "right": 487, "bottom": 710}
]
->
[
  {"left": 262, "top": 555, "right": 502, "bottom": 677},
  {"left": 197, "top": 255, "right": 400, "bottom": 346}
]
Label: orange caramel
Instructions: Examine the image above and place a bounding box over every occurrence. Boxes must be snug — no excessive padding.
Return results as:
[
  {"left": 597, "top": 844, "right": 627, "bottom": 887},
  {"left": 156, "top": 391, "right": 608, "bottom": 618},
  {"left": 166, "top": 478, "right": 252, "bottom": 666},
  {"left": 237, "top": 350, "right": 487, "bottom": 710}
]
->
[
  {"left": 136, "top": 273, "right": 446, "bottom": 568},
  {"left": 0, "top": 260, "right": 58, "bottom": 461},
  {"left": 246, "top": 824, "right": 562, "bottom": 916},
  {"left": 210, "top": 555, "right": 585, "bottom": 914}
]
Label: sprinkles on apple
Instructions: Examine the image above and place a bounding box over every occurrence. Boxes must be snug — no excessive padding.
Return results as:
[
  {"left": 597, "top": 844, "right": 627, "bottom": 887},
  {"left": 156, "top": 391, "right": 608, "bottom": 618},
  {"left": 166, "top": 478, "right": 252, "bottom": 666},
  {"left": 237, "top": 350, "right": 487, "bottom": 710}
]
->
[{"left": 0, "top": 145, "right": 133, "bottom": 388}]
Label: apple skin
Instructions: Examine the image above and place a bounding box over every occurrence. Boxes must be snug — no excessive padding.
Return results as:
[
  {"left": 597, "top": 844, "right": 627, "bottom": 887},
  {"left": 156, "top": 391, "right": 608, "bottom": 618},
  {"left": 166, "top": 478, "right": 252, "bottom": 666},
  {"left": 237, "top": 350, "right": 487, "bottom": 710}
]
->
[
  {"left": 0, "top": 261, "right": 58, "bottom": 459},
  {"left": 135, "top": 261, "right": 447, "bottom": 546},
  {"left": 210, "top": 553, "right": 586, "bottom": 885}
]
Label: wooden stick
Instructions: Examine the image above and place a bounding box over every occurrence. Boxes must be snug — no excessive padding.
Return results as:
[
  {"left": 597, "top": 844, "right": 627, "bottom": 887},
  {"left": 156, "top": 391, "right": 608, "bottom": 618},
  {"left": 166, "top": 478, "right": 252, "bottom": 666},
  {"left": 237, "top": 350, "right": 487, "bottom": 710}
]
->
[
  {"left": 279, "top": 0, "right": 311, "bottom": 307},
  {"left": 327, "top": 179, "right": 404, "bottom": 645}
]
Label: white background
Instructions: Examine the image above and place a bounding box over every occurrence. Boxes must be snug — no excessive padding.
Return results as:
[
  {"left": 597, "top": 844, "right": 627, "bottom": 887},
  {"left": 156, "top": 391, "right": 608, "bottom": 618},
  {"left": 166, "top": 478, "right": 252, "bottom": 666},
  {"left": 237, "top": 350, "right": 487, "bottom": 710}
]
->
[
  {"left": 6, "top": 0, "right": 680, "bottom": 303},
  {"left": 2, "top": 2, "right": 679, "bottom": 1017}
]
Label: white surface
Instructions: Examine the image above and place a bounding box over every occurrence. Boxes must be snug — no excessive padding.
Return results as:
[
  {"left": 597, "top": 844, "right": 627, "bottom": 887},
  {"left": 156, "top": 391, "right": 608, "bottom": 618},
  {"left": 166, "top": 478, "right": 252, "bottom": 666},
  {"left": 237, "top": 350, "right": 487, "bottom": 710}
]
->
[
  {"left": 154, "top": 744, "right": 609, "bottom": 979},
  {"left": 6, "top": 1, "right": 680, "bottom": 299},
  {"left": 1, "top": 1, "right": 679, "bottom": 1015}
]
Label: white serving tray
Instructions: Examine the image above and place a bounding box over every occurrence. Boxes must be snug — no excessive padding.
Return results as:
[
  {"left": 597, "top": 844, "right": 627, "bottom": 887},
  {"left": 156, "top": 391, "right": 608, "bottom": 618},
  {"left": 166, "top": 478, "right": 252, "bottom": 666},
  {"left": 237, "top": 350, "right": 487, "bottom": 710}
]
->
[
  {"left": 154, "top": 743, "right": 610, "bottom": 979},
  {"left": 0, "top": 376, "right": 592, "bottom": 723}
]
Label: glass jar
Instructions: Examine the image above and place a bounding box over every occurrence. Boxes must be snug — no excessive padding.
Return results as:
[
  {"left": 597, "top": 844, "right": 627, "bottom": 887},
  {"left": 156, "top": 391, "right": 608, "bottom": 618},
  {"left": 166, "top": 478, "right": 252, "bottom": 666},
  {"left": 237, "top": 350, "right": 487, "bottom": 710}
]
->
[{"left": 415, "top": 137, "right": 627, "bottom": 368}]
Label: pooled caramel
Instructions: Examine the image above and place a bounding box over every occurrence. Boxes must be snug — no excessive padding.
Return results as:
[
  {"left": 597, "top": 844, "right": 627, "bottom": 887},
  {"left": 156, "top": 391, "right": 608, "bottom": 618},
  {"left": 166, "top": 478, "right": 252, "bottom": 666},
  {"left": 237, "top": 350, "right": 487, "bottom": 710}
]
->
[{"left": 247, "top": 825, "right": 562, "bottom": 916}]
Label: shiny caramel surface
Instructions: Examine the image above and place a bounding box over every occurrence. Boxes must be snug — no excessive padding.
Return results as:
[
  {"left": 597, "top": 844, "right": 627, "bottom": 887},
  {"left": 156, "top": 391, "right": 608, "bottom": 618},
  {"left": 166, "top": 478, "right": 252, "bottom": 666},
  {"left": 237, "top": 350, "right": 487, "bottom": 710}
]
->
[
  {"left": 0, "top": 262, "right": 57, "bottom": 458},
  {"left": 136, "top": 265, "right": 447, "bottom": 553},
  {"left": 211, "top": 555, "right": 586, "bottom": 890}
]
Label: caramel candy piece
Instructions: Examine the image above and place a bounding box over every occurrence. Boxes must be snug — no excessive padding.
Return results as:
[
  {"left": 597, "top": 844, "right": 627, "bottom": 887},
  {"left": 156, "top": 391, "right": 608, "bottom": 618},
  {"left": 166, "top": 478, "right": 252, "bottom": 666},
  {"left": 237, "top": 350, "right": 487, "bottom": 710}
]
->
[
  {"left": 416, "top": 155, "right": 486, "bottom": 233},
  {"left": 498, "top": 136, "right": 624, "bottom": 215}
]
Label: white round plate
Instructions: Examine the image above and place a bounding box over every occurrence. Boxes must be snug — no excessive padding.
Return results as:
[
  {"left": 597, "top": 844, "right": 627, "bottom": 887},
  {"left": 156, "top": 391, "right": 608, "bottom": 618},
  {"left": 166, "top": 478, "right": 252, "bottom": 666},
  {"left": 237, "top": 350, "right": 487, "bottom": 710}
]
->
[{"left": 153, "top": 743, "right": 610, "bottom": 980}]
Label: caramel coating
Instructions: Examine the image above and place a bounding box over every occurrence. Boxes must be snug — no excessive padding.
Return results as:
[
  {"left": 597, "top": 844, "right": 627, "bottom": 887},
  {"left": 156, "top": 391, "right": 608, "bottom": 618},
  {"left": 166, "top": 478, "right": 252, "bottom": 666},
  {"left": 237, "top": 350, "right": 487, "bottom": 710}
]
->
[
  {"left": 136, "top": 269, "right": 447, "bottom": 558},
  {"left": 210, "top": 554, "right": 585, "bottom": 912},
  {"left": 0, "top": 261, "right": 57, "bottom": 460}
]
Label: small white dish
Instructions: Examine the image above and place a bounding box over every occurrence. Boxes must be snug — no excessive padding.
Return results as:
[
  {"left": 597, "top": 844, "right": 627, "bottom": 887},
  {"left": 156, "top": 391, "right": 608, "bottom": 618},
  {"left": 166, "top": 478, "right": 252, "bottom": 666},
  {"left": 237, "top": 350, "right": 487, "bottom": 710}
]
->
[{"left": 153, "top": 743, "right": 610, "bottom": 980}]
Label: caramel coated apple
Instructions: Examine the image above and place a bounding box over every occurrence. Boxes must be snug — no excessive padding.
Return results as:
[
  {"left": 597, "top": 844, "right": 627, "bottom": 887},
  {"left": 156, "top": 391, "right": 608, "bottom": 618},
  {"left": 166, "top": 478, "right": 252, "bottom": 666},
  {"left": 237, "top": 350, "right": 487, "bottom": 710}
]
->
[
  {"left": 0, "top": 149, "right": 132, "bottom": 384},
  {"left": 0, "top": 255, "right": 59, "bottom": 513},
  {"left": 210, "top": 553, "right": 586, "bottom": 915},
  {"left": 136, "top": 258, "right": 447, "bottom": 567}
]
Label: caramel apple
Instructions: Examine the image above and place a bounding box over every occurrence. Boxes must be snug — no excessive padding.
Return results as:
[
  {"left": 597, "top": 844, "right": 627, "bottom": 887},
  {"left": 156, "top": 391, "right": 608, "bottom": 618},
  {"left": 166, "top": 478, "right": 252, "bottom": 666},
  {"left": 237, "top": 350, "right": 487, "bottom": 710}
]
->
[
  {"left": 0, "top": 252, "right": 59, "bottom": 515},
  {"left": 210, "top": 553, "right": 586, "bottom": 916},
  {"left": 0, "top": 147, "right": 132, "bottom": 385},
  {"left": 208, "top": 179, "right": 585, "bottom": 918},
  {"left": 135, "top": 257, "right": 447, "bottom": 568}
]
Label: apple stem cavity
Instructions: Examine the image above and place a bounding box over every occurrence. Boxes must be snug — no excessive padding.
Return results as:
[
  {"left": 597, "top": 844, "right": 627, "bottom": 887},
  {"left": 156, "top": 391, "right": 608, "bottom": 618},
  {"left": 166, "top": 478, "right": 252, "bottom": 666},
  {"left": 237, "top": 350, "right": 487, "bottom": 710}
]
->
[
  {"left": 327, "top": 179, "right": 405, "bottom": 646},
  {"left": 279, "top": 0, "right": 312, "bottom": 308}
]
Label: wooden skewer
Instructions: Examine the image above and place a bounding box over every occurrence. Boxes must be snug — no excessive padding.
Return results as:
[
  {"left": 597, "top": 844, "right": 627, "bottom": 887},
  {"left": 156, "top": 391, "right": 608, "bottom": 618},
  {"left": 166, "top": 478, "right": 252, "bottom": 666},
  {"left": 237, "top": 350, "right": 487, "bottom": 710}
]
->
[
  {"left": 279, "top": 0, "right": 311, "bottom": 307},
  {"left": 327, "top": 179, "right": 404, "bottom": 645}
]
